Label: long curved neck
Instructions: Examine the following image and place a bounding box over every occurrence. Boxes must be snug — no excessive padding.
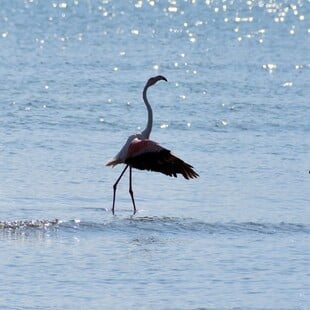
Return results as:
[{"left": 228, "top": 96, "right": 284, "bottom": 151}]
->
[{"left": 141, "top": 85, "right": 153, "bottom": 139}]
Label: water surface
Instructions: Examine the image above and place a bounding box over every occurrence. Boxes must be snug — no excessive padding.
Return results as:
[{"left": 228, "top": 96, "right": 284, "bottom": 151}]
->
[{"left": 1, "top": 0, "right": 309, "bottom": 308}]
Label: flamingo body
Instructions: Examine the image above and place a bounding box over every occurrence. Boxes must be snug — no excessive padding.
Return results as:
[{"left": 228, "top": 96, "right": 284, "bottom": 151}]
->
[
  {"left": 125, "top": 139, "right": 198, "bottom": 179},
  {"left": 107, "top": 75, "right": 198, "bottom": 214}
]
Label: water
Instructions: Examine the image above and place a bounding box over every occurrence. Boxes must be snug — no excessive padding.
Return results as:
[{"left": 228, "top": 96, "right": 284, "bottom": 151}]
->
[{"left": 1, "top": 0, "right": 309, "bottom": 308}]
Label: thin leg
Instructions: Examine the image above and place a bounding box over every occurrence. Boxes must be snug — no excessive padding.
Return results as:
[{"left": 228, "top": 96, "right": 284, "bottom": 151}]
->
[
  {"left": 112, "top": 165, "right": 129, "bottom": 215},
  {"left": 129, "top": 166, "right": 137, "bottom": 214}
]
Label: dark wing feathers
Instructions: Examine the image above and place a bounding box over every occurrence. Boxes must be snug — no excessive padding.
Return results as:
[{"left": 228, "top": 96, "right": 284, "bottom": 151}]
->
[{"left": 125, "top": 149, "right": 199, "bottom": 180}]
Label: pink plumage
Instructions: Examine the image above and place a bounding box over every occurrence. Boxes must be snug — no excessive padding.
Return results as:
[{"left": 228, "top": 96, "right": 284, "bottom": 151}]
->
[{"left": 127, "top": 139, "right": 163, "bottom": 158}]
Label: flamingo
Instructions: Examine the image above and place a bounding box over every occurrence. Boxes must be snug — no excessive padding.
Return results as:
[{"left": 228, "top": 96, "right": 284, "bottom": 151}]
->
[{"left": 106, "top": 75, "right": 199, "bottom": 214}]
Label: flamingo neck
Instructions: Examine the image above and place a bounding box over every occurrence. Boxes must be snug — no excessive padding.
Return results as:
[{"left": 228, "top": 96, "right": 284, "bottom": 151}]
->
[{"left": 141, "top": 85, "right": 153, "bottom": 139}]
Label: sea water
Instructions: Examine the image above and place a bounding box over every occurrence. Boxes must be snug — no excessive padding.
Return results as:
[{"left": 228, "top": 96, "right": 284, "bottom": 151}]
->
[{"left": 0, "top": 0, "right": 309, "bottom": 309}]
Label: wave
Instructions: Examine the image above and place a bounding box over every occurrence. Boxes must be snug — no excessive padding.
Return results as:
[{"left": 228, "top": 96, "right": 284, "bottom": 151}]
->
[{"left": 0, "top": 217, "right": 309, "bottom": 237}]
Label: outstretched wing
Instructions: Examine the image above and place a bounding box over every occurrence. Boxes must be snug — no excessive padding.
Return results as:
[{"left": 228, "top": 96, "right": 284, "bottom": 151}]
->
[{"left": 125, "top": 139, "right": 199, "bottom": 180}]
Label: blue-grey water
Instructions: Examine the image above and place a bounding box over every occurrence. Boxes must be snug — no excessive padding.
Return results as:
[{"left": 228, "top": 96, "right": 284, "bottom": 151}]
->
[{"left": 1, "top": 0, "right": 309, "bottom": 309}]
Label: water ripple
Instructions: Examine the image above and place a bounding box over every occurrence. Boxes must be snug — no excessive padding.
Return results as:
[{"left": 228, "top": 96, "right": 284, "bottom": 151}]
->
[{"left": 1, "top": 217, "right": 309, "bottom": 236}]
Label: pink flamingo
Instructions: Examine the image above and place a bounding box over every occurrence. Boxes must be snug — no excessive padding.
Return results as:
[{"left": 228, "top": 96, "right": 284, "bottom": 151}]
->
[{"left": 106, "top": 76, "right": 199, "bottom": 214}]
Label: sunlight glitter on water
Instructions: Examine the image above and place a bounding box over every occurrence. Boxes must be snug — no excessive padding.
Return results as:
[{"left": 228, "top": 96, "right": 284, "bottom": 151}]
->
[{"left": 1, "top": 0, "right": 309, "bottom": 308}]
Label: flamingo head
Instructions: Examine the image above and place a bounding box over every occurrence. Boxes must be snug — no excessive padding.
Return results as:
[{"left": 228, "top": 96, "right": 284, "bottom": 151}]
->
[{"left": 146, "top": 75, "right": 168, "bottom": 88}]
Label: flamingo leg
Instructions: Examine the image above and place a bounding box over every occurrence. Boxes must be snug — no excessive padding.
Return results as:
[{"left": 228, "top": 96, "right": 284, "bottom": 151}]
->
[
  {"left": 112, "top": 165, "right": 129, "bottom": 215},
  {"left": 129, "top": 166, "right": 137, "bottom": 214}
]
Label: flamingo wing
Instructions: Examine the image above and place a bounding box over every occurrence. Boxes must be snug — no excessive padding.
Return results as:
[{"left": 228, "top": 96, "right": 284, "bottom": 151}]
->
[{"left": 125, "top": 139, "right": 199, "bottom": 180}]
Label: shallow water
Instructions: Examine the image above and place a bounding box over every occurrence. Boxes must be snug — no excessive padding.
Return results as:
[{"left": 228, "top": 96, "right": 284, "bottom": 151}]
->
[
  {"left": 1, "top": 0, "right": 309, "bottom": 309},
  {"left": 1, "top": 216, "right": 309, "bottom": 309}
]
